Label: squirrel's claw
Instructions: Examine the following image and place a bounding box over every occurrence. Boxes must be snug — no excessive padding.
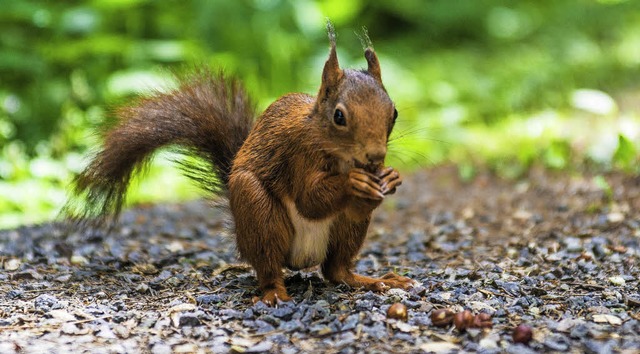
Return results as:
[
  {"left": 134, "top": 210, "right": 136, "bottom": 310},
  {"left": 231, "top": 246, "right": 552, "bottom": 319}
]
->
[
  {"left": 379, "top": 167, "right": 402, "bottom": 195},
  {"left": 349, "top": 169, "right": 384, "bottom": 200},
  {"left": 253, "top": 289, "right": 292, "bottom": 307}
]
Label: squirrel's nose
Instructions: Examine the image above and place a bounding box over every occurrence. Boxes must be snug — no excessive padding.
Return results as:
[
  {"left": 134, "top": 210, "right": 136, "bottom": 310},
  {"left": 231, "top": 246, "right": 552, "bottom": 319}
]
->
[{"left": 366, "top": 148, "right": 386, "bottom": 165}]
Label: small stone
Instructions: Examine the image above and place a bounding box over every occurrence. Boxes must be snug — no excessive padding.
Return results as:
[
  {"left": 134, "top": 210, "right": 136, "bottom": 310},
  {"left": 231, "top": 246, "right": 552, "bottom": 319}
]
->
[
  {"left": 169, "top": 303, "right": 197, "bottom": 314},
  {"left": 544, "top": 334, "right": 570, "bottom": 351},
  {"left": 608, "top": 276, "right": 625, "bottom": 286},
  {"left": 70, "top": 255, "right": 89, "bottom": 265},
  {"left": 96, "top": 325, "right": 117, "bottom": 339},
  {"left": 395, "top": 321, "right": 417, "bottom": 333},
  {"left": 592, "top": 314, "right": 622, "bottom": 325},
  {"left": 151, "top": 343, "right": 172, "bottom": 354},
  {"left": 479, "top": 332, "right": 500, "bottom": 349},
  {"left": 7, "top": 289, "right": 23, "bottom": 299},
  {"left": 55, "top": 274, "right": 72, "bottom": 282},
  {"left": 61, "top": 322, "right": 81, "bottom": 335},
  {"left": 387, "top": 288, "right": 409, "bottom": 300},
  {"left": 197, "top": 294, "right": 225, "bottom": 305},
  {"left": 12, "top": 270, "right": 42, "bottom": 280},
  {"left": 34, "top": 294, "right": 60, "bottom": 312},
  {"left": 136, "top": 283, "right": 149, "bottom": 293},
  {"left": 586, "top": 339, "right": 616, "bottom": 354},
  {"left": 271, "top": 306, "right": 294, "bottom": 319},
  {"left": 113, "top": 324, "right": 131, "bottom": 339},
  {"left": 166, "top": 241, "right": 184, "bottom": 253},
  {"left": 4, "top": 258, "right": 21, "bottom": 271},
  {"left": 563, "top": 237, "right": 583, "bottom": 252},
  {"left": 310, "top": 325, "right": 333, "bottom": 336},
  {"left": 48, "top": 309, "right": 76, "bottom": 322},
  {"left": 607, "top": 212, "right": 624, "bottom": 223},
  {"left": 173, "top": 344, "right": 197, "bottom": 353},
  {"left": 420, "top": 342, "right": 460, "bottom": 353},
  {"left": 341, "top": 314, "right": 360, "bottom": 330},
  {"left": 513, "top": 210, "right": 532, "bottom": 220},
  {"left": 245, "top": 340, "right": 273, "bottom": 353},
  {"left": 133, "top": 263, "right": 159, "bottom": 275},
  {"left": 178, "top": 314, "right": 202, "bottom": 327}
]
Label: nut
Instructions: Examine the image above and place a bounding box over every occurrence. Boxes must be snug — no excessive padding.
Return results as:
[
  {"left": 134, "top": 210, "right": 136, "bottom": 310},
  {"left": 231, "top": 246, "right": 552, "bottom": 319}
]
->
[
  {"left": 512, "top": 324, "right": 533, "bottom": 344},
  {"left": 430, "top": 308, "right": 455, "bottom": 327},
  {"left": 453, "top": 310, "right": 474, "bottom": 331},
  {"left": 473, "top": 313, "right": 493, "bottom": 328},
  {"left": 387, "top": 303, "right": 408, "bottom": 321}
]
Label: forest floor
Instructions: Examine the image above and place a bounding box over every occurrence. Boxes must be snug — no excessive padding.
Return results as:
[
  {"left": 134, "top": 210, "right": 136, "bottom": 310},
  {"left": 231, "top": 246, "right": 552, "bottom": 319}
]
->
[{"left": 0, "top": 166, "right": 639, "bottom": 353}]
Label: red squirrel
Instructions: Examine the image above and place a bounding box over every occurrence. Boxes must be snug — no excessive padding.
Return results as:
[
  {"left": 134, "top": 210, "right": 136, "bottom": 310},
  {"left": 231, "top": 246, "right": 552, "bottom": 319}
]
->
[{"left": 66, "top": 24, "right": 414, "bottom": 305}]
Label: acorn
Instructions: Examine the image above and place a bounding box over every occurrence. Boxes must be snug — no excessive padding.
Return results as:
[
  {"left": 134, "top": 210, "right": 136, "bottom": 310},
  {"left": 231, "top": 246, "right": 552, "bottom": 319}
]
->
[
  {"left": 453, "top": 310, "right": 475, "bottom": 331},
  {"left": 430, "top": 308, "right": 455, "bottom": 327},
  {"left": 473, "top": 313, "right": 493, "bottom": 329},
  {"left": 387, "top": 303, "right": 408, "bottom": 321},
  {"left": 512, "top": 324, "right": 533, "bottom": 344}
]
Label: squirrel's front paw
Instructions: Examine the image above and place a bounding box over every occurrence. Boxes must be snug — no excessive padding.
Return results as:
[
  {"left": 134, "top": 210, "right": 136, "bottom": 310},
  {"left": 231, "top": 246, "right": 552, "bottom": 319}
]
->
[
  {"left": 348, "top": 169, "right": 384, "bottom": 200},
  {"left": 377, "top": 166, "right": 402, "bottom": 195}
]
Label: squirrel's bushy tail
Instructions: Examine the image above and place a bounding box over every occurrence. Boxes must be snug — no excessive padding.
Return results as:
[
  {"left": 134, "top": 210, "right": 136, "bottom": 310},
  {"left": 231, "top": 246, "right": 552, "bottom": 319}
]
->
[{"left": 65, "top": 70, "right": 254, "bottom": 228}]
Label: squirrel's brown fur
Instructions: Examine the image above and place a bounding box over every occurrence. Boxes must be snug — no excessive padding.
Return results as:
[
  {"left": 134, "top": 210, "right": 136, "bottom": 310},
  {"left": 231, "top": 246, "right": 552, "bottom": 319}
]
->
[{"left": 66, "top": 25, "right": 413, "bottom": 304}]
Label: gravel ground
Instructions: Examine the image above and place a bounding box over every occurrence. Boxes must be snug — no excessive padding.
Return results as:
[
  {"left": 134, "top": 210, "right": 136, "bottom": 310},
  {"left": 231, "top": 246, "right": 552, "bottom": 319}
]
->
[{"left": 1, "top": 166, "right": 639, "bottom": 353}]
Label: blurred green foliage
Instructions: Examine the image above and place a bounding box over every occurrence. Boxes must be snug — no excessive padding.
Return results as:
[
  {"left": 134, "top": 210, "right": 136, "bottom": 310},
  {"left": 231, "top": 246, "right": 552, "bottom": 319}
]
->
[{"left": 1, "top": 0, "right": 639, "bottom": 228}]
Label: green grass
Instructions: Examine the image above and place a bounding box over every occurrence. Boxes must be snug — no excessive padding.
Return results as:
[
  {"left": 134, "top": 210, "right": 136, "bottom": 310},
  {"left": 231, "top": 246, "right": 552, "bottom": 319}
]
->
[{"left": 1, "top": 0, "right": 639, "bottom": 229}]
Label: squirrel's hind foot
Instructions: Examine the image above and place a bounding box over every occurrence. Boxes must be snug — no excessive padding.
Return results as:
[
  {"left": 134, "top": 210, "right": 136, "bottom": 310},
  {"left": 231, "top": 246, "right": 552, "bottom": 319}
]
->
[
  {"left": 328, "top": 271, "right": 416, "bottom": 293},
  {"left": 252, "top": 288, "right": 292, "bottom": 306}
]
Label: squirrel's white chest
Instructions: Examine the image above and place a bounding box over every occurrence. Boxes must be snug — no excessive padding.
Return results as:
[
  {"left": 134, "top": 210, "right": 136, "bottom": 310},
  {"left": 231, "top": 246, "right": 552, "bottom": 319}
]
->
[{"left": 284, "top": 200, "right": 335, "bottom": 270}]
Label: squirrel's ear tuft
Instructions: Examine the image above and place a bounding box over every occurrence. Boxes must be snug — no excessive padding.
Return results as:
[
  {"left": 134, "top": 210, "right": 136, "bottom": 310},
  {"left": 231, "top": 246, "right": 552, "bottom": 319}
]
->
[
  {"left": 320, "top": 20, "right": 343, "bottom": 99},
  {"left": 322, "top": 42, "right": 342, "bottom": 86},
  {"left": 364, "top": 48, "right": 382, "bottom": 83}
]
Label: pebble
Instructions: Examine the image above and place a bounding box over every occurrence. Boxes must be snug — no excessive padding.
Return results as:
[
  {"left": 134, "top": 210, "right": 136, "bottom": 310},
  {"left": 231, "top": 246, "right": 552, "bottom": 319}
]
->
[
  {"left": 7, "top": 289, "right": 23, "bottom": 299},
  {"left": 34, "top": 294, "right": 62, "bottom": 312},
  {"left": 1, "top": 172, "right": 639, "bottom": 353},
  {"left": 563, "top": 237, "right": 583, "bottom": 252},
  {"left": 544, "top": 334, "right": 571, "bottom": 351},
  {"left": 151, "top": 343, "right": 173, "bottom": 354},
  {"left": 245, "top": 340, "right": 273, "bottom": 353},
  {"left": 178, "top": 314, "right": 202, "bottom": 327},
  {"left": 592, "top": 314, "right": 622, "bottom": 325},
  {"left": 196, "top": 294, "right": 225, "bottom": 305},
  {"left": 4, "top": 258, "right": 21, "bottom": 271},
  {"left": 584, "top": 339, "right": 615, "bottom": 354},
  {"left": 608, "top": 276, "right": 625, "bottom": 286}
]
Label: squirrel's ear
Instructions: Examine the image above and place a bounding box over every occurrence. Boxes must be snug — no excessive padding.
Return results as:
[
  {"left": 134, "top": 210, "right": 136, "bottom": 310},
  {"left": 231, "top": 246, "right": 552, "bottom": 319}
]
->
[
  {"left": 322, "top": 43, "right": 343, "bottom": 87},
  {"left": 364, "top": 48, "right": 382, "bottom": 83},
  {"left": 319, "top": 22, "right": 343, "bottom": 100}
]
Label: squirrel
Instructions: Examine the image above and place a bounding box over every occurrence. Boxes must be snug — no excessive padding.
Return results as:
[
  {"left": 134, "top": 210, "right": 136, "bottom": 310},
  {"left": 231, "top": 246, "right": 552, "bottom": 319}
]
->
[{"left": 65, "top": 23, "right": 414, "bottom": 305}]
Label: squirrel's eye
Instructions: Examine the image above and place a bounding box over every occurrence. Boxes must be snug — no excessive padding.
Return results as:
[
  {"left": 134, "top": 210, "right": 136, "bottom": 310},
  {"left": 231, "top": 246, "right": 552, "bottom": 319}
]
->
[
  {"left": 333, "top": 109, "right": 346, "bottom": 126},
  {"left": 393, "top": 108, "right": 398, "bottom": 122}
]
